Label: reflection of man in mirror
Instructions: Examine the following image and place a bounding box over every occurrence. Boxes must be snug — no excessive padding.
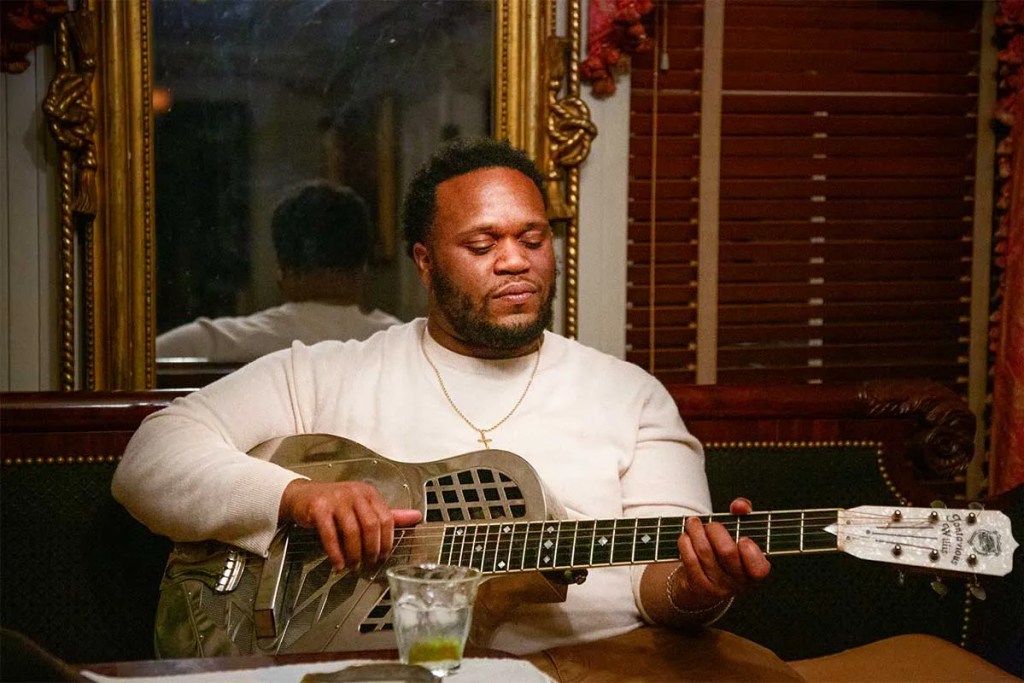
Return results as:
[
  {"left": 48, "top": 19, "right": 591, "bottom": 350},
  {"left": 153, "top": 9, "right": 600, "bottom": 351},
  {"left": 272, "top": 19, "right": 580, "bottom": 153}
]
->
[{"left": 155, "top": 181, "right": 400, "bottom": 362}]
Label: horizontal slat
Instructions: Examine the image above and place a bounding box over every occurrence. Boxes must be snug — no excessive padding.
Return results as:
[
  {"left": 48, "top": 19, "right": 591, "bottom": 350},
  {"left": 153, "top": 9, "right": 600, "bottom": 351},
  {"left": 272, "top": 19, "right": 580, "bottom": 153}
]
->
[
  {"left": 626, "top": 327, "right": 697, "bottom": 349},
  {"left": 719, "top": 135, "right": 976, "bottom": 157},
  {"left": 631, "top": 70, "right": 702, "bottom": 91},
  {"left": 718, "top": 241, "right": 972, "bottom": 262},
  {"left": 632, "top": 113, "right": 701, "bottom": 135},
  {"left": 629, "top": 321, "right": 968, "bottom": 350},
  {"left": 630, "top": 48, "right": 704, "bottom": 74},
  {"left": 630, "top": 179, "right": 700, "bottom": 200},
  {"left": 627, "top": 221, "right": 697, "bottom": 242},
  {"left": 629, "top": 154, "right": 700, "bottom": 178},
  {"left": 626, "top": 306, "right": 697, "bottom": 328},
  {"left": 628, "top": 242, "right": 699, "bottom": 263},
  {"left": 720, "top": 114, "right": 976, "bottom": 137},
  {"left": 628, "top": 264, "right": 697, "bottom": 285},
  {"left": 718, "top": 178, "right": 974, "bottom": 199},
  {"left": 724, "top": 73, "right": 977, "bottom": 94},
  {"left": 716, "top": 321, "right": 969, "bottom": 345},
  {"left": 716, "top": 260, "right": 971, "bottom": 283},
  {"left": 630, "top": 136, "right": 701, "bottom": 156},
  {"left": 719, "top": 157, "right": 974, "bottom": 178},
  {"left": 718, "top": 341, "right": 966, "bottom": 365},
  {"left": 629, "top": 261, "right": 971, "bottom": 286},
  {"left": 724, "top": 49, "right": 976, "bottom": 74},
  {"left": 656, "top": 1, "right": 703, "bottom": 27},
  {"left": 627, "top": 300, "right": 972, "bottom": 327},
  {"left": 631, "top": 91, "right": 705, "bottom": 114},
  {"left": 717, "top": 281, "right": 970, "bottom": 303},
  {"left": 723, "top": 27, "right": 978, "bottom": 53},
  {"left": 718, "top": 220, "right": 972, "bottom": 241},
  {"left": 633, "top": 348, "right": 965, "bottom": 375},
  {"left": 724, "top": 1, "right": 978, "bottom": 33},
  {"left": 628, "top": 285, "right": 698, "bottom": 306},
  {"left": 630, "top": 200, "right": 699, "bottom": 221},
  {"left": 714, "top": 364, "right": 964, "bottom": 387},
  {"left": 717, "top": 198, "right": 971, "bottom": 221},
  {"left": 722, "top": 93, "right": 981, "bottom": 116},
  {"left": 716, "top": 301, "right": 969, "bottom": 324}
]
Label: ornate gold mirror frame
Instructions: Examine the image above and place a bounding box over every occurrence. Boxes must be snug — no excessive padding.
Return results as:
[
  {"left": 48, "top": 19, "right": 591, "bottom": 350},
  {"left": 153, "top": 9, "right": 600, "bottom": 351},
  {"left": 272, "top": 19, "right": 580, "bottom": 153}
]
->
[{"left": 45, "top": 0, "right": 595, "bottom": 390}]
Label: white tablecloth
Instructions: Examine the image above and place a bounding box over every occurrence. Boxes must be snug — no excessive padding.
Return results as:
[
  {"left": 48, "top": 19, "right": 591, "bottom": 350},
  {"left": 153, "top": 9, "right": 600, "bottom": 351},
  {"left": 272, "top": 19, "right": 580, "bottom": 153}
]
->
[{"left": 80, "top": 658, "right": 554, "bottom": 683}]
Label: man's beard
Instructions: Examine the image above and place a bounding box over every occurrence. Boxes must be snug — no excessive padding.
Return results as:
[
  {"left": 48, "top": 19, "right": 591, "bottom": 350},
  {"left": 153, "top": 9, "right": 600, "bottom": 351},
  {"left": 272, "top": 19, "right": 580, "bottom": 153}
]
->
[{"left": 431, "top": 269, "right": 555, "bottom": 351}]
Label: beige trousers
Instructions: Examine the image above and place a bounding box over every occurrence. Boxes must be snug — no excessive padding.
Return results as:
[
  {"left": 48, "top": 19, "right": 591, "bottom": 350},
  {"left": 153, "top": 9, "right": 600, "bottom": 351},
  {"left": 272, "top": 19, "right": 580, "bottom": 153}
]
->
[
  {"left": 523, "top": 628, "right": 1020, "bottom": 683},
  {"left": 523, "top": 627, "right": 805, "bottom": 682}
]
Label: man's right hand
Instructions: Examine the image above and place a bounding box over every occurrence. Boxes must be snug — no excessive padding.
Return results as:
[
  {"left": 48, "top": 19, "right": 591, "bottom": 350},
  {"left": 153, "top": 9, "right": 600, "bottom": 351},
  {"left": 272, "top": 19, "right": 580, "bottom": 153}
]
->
[{"left": 279, "top": 479, "right": 422, "bottom": 572}]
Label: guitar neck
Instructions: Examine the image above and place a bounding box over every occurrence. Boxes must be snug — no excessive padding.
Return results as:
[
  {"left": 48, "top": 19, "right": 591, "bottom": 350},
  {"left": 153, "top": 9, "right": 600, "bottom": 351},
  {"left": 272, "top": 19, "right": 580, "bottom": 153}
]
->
[{"left": 437, "top": 509, "right": 842, "bottom": 575}]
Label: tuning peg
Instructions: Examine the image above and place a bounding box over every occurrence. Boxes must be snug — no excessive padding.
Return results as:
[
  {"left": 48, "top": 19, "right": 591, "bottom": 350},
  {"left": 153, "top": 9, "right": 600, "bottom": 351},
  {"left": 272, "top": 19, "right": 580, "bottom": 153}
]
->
[
  {"left": 931, "top": 500, "right": 947, "bottom": 509},
  {"left": 931, "top": 578, "right": 949, "bottom": 597},
  {"left": 969, "top": 581, "right": 987, "bottom": 601}
]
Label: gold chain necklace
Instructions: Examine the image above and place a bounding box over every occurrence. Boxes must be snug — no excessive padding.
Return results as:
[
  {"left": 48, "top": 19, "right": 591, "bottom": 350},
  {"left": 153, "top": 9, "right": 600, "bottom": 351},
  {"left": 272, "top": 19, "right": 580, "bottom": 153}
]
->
[{"left": 420, "top": 325, "right": 541, "bottom": 449}]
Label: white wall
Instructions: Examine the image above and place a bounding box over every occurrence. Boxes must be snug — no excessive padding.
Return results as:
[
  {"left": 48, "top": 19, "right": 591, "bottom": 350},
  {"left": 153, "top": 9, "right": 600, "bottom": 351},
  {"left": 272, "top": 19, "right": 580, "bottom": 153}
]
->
[
  {"left": 1, "top": 45, "right": 60, "bottom": 391},
  {"left": 576, "top": 83, "right": 630, "bottom": 358},
  {"left": 574, "top": 0, "right": 630, "bottom": 359}
]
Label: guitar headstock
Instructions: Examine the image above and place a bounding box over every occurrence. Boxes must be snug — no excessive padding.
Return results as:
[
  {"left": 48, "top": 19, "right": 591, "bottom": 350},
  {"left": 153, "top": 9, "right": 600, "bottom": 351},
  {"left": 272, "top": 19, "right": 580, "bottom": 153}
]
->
[{"left": 826, "top": 506, "right": 1017, "bottom": 577}]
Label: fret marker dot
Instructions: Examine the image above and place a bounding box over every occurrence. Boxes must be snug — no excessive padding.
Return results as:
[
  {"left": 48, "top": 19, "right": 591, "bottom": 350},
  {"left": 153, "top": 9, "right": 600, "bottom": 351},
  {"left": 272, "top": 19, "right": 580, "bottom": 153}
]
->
[
  {"left": 546, "top": 526, "right": 555, "bottom": 534},
  {"left": 543, "top": 555, "right": 551, "bottom": 564},
  {"left": 598, "top": 537, "right": 608, "bottom": 546},
  {"left": 497, "top": 560, "right": 506, "bottom": 569},
  {"left": 503, "top": 525, "right": 511, "bottom": 533},
  {"left": 641, "top": 534, "right": 651, "bottom": 544},
  {"left": 456, "top": 529, "right": 464, "bottom": 536},
  {"left": 475, "top": 545, "right": 483, "bottom": 552},
  {"left": 543, "top": 540, "right": 554, "bottom": 549}
]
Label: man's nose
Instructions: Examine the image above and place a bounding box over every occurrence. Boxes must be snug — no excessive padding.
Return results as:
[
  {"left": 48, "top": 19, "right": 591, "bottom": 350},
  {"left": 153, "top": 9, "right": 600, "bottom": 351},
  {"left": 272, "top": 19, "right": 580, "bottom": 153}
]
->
[{"left": 494, "top": 240, "right": 530, "bottom": 273}]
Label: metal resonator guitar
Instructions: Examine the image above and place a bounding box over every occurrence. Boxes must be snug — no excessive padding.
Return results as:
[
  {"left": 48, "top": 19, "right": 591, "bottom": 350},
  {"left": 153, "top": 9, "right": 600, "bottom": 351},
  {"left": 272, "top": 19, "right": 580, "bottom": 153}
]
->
[{"left": 153, "top": 434, "right": 1017, "bottom": 658}]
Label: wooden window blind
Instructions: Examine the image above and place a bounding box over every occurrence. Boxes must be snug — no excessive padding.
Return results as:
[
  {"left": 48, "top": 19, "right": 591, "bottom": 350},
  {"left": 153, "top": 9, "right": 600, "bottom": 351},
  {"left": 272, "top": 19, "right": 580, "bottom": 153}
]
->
[{"left": 627, "top": 0, "right": 982, "bottom": 389}]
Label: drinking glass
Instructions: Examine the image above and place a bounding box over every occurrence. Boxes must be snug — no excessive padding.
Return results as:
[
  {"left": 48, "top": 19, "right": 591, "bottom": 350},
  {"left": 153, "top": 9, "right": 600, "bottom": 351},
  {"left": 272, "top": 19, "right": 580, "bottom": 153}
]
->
[{"left": 386, "top": 564, "right": 482, "bottom": 678}]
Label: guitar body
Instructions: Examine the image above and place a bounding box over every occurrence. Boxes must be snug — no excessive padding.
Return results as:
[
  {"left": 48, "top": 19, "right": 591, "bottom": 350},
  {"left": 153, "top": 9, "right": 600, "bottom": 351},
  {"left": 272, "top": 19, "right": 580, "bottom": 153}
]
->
[{"left": 154, "top": 435, "right": 561, "bottom": 658}]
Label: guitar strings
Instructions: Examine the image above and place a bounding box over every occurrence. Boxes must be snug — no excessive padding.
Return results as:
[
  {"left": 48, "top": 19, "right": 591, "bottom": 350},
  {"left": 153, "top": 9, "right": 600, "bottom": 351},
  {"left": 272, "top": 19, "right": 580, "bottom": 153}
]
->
[
  {"left": 283, "top": 511, "right": 847, "bottom": 547},
  {"left": 286, "top": 509, "right": 936, "bottom": 552},
  {"left": 281, "top": 510, "right": 875, "bottom": 562}
]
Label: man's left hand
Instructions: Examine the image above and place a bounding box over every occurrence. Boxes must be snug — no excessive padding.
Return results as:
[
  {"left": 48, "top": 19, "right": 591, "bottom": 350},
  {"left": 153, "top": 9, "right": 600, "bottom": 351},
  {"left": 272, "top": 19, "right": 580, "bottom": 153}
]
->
[{"left": 671, "top": 497, "right": 771, "bottom": 612}]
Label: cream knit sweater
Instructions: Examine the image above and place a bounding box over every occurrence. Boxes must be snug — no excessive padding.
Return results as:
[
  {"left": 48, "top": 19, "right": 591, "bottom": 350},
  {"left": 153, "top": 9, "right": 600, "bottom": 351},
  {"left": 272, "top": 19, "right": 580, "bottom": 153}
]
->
[{"left": 114, "top": 318, "right": 710, "bottom": 653}]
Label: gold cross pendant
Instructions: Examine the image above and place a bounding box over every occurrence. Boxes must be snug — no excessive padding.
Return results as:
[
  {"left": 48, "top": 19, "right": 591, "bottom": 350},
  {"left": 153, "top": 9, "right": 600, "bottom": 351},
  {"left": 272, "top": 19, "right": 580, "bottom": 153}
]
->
[{"left": 477, "top": 431, "right": 492, "bottom": 449}]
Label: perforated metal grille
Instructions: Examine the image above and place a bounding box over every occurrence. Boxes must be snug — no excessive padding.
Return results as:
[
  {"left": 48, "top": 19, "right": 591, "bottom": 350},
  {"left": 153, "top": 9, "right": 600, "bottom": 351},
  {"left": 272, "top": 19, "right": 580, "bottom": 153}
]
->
[{"left": 424, "top": 467, "right": 527, "bottom": 523}]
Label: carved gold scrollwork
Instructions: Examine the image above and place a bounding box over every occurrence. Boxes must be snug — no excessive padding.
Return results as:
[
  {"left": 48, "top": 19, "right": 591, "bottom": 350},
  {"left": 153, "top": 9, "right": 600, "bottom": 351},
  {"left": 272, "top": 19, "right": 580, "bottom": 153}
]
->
[
  {"left": 43, "top": 7, "right": 98, "bottom": 390},
  {"left": 43, "top": 9, "right": 98, "bottom": 217},
  {"left": 541, "top": 1, "right": 595, "bottom": 340},
  {"left": 549, "top": 96, "right": 597, "bottom": 170}
]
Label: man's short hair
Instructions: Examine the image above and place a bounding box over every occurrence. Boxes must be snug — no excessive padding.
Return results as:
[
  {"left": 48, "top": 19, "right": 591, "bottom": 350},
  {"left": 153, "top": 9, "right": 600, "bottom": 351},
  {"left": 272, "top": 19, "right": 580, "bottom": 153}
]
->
[
  {"left": 402, "top": 138, "right": 546, "bottom": 256},
  {"left": 272, "top": 181, "right": 373, "bottom": 273}
]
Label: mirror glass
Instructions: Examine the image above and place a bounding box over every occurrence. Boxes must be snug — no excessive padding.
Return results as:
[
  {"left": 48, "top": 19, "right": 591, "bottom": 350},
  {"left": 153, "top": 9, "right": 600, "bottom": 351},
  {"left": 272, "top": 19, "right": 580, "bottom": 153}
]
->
[{"left": 151, "top": 0, "right": 493, "bottom": 372}]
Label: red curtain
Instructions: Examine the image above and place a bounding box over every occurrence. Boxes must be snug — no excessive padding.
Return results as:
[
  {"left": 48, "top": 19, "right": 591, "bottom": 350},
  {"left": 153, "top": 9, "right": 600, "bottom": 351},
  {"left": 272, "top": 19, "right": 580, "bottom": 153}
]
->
[{"left": 991, "top": 2, "right": 1024, "bottom": 495}]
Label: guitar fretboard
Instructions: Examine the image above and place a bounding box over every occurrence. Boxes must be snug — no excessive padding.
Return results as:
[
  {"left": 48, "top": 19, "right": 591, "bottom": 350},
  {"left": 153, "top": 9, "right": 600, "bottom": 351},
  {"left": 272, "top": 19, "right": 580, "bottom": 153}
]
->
[{"left": 437, "top": 509, "right": 841, "bottom": 574}]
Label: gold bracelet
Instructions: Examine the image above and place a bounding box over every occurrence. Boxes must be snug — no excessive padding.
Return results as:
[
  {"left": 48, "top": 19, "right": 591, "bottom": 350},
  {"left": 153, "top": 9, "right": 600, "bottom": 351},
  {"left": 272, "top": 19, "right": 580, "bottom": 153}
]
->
[{"left": 665, "top": 565, "right": 733, "bottom": 617}]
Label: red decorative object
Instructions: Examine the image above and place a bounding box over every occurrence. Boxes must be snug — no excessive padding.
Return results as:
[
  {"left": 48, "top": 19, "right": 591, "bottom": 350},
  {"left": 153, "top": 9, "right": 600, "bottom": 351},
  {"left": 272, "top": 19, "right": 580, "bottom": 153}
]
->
[
  {"left": 1, "top": 0, "right": 68, "bottom": 74},
  {"left": 581, "top": 0, "right": 655, "bottom": 97},
  {"left": 990, "top": 0, "right": 1024, "bottom": 496}
]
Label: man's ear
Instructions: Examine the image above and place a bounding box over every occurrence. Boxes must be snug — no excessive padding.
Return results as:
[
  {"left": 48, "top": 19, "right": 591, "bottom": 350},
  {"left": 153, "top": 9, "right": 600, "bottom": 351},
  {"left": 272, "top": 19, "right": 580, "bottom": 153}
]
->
[{"left": 412, "top": 242, "right": 431, "bottom": 288}]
